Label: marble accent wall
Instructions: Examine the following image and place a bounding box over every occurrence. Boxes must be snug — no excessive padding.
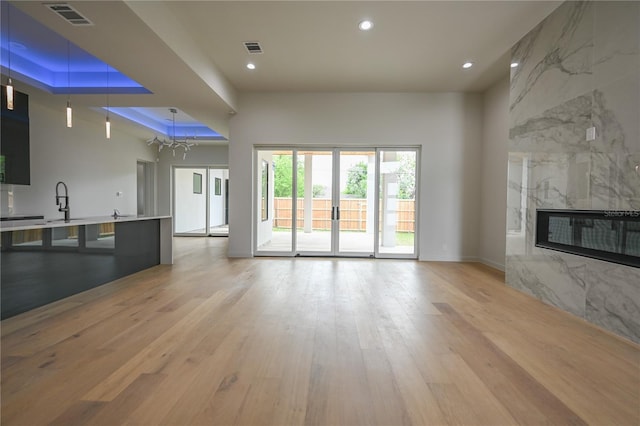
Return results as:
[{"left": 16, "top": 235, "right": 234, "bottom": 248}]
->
[{"left": 507, "top": 1, "right": 640, "bottom": 343}]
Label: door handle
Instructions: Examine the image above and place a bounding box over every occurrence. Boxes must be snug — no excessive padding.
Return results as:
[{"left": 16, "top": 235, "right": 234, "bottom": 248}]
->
[{"left": 330, "top": 206, "right": 340, "bottom": 221}]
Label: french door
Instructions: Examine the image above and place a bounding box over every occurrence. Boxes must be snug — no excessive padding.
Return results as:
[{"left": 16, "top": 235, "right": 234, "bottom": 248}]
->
[
  {"left": 254, "top": 148, "right": 419, "bottom": 258},
  {"left": 335, "top": 150, "right": 376, "bottom": 256},
  {"left": 294, "top": 149, "right": 376, "bottom": 256},
  {"left": 255, "top": 148, "right": 418, "bottom": 258},
  {"left": 173, "top": 166, "right": 229, "bottom": 236}
]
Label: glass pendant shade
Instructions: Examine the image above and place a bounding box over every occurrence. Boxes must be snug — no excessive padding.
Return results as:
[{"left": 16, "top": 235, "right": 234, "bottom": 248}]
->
[
  {"left": 6, "top": 79, "right": 14, "bottom": 110},
  {"left": 66, "top": 100, "right": 73, "bottom": 128}
]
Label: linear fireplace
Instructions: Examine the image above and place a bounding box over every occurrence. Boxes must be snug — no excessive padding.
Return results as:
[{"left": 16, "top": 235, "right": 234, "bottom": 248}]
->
[{"left": 536, "top": 209, "right": 640, "bottom": 268}]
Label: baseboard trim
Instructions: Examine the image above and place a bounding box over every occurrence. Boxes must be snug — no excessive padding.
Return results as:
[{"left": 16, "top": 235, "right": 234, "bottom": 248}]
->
[
  {"left": 418, "top": 255, "right": 505, "bottom": 272},
  {"left": 479, "top": 258, "right": 505, "bottom": 271},
  {"left": 419, "top": 255, "right": 476, "bottom": 262}
]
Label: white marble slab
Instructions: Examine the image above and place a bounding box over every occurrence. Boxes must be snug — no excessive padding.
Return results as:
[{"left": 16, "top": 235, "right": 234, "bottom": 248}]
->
[
  {"left": 593, "top": 1, "right": 640, "bottom": 88},
  {"left": 585, "top": 258, "right": 640, "bottom": 343},
  {"left": 510, "top": 2, "right": 593, "bottom": 125},
  {"left": 507, "top": 252, "right": 587, "bottom": 318},
  {"left": 507, "top": 1, "right": 640, "bottom": 344}
]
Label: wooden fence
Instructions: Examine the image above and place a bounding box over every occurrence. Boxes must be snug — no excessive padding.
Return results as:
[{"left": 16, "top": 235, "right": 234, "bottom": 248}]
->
[{"left": 273, "top": 198, "right": 415, "bottom": 232}]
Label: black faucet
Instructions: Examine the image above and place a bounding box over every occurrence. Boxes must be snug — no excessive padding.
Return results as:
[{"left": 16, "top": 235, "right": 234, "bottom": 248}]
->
[{"left": 55, "top": 181, "right": 70, "bottom": 222}]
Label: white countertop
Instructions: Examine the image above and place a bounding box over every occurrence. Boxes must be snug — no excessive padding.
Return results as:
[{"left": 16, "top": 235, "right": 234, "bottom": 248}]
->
[{"left": 0, "top": 215, "right": 172, "bottom": 232}]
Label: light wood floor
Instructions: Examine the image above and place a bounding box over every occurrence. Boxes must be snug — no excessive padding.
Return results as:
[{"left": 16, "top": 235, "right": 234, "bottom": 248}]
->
[{"left": 2, "top": 237, "right": 639, "bottom": 425}]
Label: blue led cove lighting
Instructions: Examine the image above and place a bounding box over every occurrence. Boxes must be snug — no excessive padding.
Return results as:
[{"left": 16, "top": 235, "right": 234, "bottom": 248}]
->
[
  {"left": 0, "top": 3, "right": 150, "bottom": 94},
  {"left": 107, "top": 107, "right": 225, "bottom": 140}
]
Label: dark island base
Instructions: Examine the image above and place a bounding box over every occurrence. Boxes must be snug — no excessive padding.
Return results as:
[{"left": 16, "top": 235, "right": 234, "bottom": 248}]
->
[{"left": 1, "top": 219, "right": 160, "bottom": 319}]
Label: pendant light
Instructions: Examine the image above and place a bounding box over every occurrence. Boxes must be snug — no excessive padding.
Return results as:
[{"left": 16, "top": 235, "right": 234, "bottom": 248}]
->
[
  {"left": 146, "top": 108, "right": 196, "bottom": 159},
  {"left": 105, "top": 64, "right": 111, "bottom": 139},
  {"left": 66, "top": 41, "right": 72, "bottom": 128},
  {"left": 5, "top": 3, "right": 14, "bottom": 110},
  {"left": 66, "top": 99, "right": 72, "bottom": 127},
  {"left": 7, "top": 78, "right": 13, "bottom": 111}
]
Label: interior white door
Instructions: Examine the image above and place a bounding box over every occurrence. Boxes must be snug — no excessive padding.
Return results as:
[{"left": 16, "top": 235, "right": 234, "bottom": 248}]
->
[{"left": 174, "top": 167, "right": 208, "bottom": 235}]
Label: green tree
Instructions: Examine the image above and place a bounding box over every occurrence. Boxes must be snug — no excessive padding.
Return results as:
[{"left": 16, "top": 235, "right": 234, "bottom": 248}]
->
[
  {"left": 273, "top": 155, "right": 320, "bottom": 198},
  {"left": 275, "top": 154, "right": 414, "bottom": 199},
  {"left": 273, "top": 155, "right": 297, "bottom": 197},
  {"left": 343, "top": 162, "right": 368, "bottom": 198},
  {"left": 312, "top": 184, "right": 326, "bottom": 198},
  {"left": 397, "top": 153, "right": 416, "bottom": 199}
]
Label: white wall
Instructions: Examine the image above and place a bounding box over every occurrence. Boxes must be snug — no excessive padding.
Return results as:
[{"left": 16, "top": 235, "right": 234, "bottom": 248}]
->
[
  {"left": 156, "top": 144, "right": 228, "bottom": 216},
  {"left": 228, "top": 92, "right": 483, "bottom": 259},
  {"left": 2, "top": 99, "right": 156, "bottom": 219},
  {"left": 479, "top": 77, "right": 509, "bottom": 270}
]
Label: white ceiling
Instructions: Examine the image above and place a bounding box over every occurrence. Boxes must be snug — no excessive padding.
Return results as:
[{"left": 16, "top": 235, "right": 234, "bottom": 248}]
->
[
  {"left": 163, "top": 1, "right": 561, "bottom": 92},
  {"left": 11, "top": 0, "right": 562, "bottom": 139}
]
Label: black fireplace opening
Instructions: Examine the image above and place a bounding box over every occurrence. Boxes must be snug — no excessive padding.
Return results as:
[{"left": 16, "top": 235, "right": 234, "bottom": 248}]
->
[{"left": 536, "top": 209, "right": 640, "bottom": 268}]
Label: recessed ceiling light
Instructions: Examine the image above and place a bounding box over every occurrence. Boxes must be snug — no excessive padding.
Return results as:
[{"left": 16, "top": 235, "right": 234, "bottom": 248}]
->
[
  {"left": 358, "top": 20, "right": 373, "bottom": 31},
  {"left": 462, "top": 62, "right": 473, "bottom": 69},
  {"left": 246, "top": 63, "right": 256, "bottom": 70},
  {"left": 511, "top": 62, "right": 519, "bottom": 68}
]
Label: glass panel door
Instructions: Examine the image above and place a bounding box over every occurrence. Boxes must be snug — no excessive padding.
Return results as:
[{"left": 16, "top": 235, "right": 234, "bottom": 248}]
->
[
  {"left": 337, "top": 150, "right": 375, "bottom": 255},
  {"left": 208, "top": 167, "right": 229, "bottom": 236},
  {"left": 378, "top": 150, "right": 417, "bottom": 257},
  {"left": 174, "top": 167, "right": 208, "bottom": 235},
  {"left": 254, "top": 147, "right": 419, "bottom": 258},
  {"left": 256, "top": 150, "right": 293, "bottom": 253},
  {"left": 295, "top": 150, "right": 333, "bottom": 254}
]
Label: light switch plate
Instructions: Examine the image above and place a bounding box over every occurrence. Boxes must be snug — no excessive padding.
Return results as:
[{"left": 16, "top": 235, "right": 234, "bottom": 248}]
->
[{"left": 586, "top": 126, "right": 596, "bottom": 141}]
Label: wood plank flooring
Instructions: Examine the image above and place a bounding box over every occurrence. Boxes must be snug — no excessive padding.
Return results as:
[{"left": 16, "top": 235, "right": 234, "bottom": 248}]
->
[{"left": 2, "top": 237, "right": 639, "bottom": 425}]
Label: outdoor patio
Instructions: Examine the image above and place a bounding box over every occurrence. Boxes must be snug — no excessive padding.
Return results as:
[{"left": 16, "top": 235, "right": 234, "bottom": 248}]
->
[{"left": 257, "top": 229, "right": 414, "bottom": 255}]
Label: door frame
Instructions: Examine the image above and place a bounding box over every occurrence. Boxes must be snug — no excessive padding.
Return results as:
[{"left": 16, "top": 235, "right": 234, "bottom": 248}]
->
[
  {"left": 296, "top": 148, "right": 336, "bottom": 256},
  {"left": 333, "top": 148, "right": 377, "bottom": 257},
  {"left": 375, "top": 147, "right": 420, "bottom": 259},
  {"left": 253, "top": 146, "right": 419, "bottom": 259},
  {"left": 172, "top": 165, "right": 209, "bottom": 236}
]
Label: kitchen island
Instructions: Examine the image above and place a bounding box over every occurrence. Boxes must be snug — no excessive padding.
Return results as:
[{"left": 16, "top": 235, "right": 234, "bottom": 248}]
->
[{"left": 0, "top": 215, "right": 172, "bottom": 319}]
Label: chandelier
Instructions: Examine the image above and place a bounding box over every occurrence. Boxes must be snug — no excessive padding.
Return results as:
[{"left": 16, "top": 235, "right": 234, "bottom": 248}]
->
[{"left": 147, "top": 108, "right": 197, "bottom": 159}]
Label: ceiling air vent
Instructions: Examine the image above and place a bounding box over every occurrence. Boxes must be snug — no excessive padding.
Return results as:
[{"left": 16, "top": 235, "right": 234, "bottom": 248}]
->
[
  {"left": 243, "top": 41, "right": 263, "bottom": 54},
  {"left": 45, "top": 3, "right": 94, "bottom": 26}
]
